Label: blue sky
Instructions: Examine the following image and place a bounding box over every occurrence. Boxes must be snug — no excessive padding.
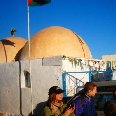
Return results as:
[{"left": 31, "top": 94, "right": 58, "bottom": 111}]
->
[{"left": 0, "top": 0, "right": 116, "bottom": 59}]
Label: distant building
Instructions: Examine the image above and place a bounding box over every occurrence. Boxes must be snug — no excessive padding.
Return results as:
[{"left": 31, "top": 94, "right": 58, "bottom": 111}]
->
[{"left": 102, "top": 54, "right": 116, "bottom": 70}]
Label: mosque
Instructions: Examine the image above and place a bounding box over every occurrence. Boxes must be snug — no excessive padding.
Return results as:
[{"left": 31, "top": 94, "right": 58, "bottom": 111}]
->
[{"left": 0, "top": 26, "right": 116, "bottom": 115}]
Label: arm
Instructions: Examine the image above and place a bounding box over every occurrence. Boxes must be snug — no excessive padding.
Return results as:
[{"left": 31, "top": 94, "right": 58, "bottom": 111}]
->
[
  {"left": 59, "top": 104, "right": 75, "bottom": 116},
  {"left": 64, "top": 107, "right": 75, "bottom": 116},
  {"left": 74, "top": 98, "right": 84, "bottom": 116}
]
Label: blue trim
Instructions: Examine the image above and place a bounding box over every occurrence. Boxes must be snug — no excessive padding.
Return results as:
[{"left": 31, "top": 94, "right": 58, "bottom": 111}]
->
[
  {"left": 62, "top": 73, "right": 67, "bottom": 97},
  {"left": 64, "top": 70, "right": 108, "bottom": 74},
  {"left": 89, "top": 71, "right": 91, "bottom": 82}
]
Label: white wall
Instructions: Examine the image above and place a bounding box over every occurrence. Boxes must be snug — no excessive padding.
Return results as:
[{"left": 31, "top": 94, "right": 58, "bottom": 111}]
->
[{"left": 0, "top": 56, "right": 62, "bottom": 115}]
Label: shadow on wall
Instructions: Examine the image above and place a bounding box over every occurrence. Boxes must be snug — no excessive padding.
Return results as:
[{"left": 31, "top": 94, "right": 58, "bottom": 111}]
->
[
  {"left": 15, "top": 48, "right": 24, "bottom": 61},
  {"left": 1, "top": 39, "right": 15, "bottom": 46},
  {"left": 29, "top": 101, "right": 47, "bottom": 116},
  {"left": 1, "top": 39, "right": 15, "bottom": 62}
]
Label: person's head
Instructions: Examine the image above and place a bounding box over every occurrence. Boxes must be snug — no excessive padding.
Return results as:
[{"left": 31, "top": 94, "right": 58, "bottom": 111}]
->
[
  {"left": 84, "top": 82, "right": 97, "bottom": 97},
  {"left": 48, "top": 86, "right": 64, "bottom": 103}
]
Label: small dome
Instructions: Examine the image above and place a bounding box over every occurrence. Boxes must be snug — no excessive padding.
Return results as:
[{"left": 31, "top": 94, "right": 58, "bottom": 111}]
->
[
  {"left": 0, "top": 37, "right": 27, "bottom": 63},
  {"left": 19, "top": 26, "right": 92, "bottom": 60}
]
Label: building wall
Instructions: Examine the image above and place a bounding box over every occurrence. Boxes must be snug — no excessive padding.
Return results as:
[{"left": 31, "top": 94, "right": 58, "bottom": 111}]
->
[
  {"left": 102, "top": 55, "right": 116, "bottom": 69},
  {"left": 0, "top": 56, "right": 62, "bottom": 115},
  {"left": 0, "top": 62, "right": 20, "bottom": 114},
  {"left": 102, "top": 54, "right": 116, "bottom": 61}
]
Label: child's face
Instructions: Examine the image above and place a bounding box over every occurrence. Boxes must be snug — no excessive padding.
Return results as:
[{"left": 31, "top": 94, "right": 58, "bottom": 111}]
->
[
  {"left": 88, "top": 87, "right": 97, "bottom": 97},
  {"left": 56, "top": 93, "right": 63, "bottom": 101}
]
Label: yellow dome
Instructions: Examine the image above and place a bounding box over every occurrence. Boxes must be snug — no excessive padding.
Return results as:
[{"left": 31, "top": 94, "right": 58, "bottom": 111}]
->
[
  {"left": 19, "top": 26, "right": 92, "bottom": 60},
  {"left": 0, "top": 37, "right": 27, "bottom": 63}
]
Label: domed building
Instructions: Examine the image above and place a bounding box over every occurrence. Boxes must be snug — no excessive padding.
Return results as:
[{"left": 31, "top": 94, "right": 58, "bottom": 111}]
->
[
  {"left": 0, "top": 37, "right": 27, "bottom": 63},
  {"left": 0, "top": 26, "right": 112, "bottom": 115},
  {"left": 19, "top": 26, "right": 92, "bottom": 60}
]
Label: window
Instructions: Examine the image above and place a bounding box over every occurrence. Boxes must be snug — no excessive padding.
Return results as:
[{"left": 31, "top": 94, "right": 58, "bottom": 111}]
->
[{"left": 24, "top": 71, "right": 31, "bottom": 88}]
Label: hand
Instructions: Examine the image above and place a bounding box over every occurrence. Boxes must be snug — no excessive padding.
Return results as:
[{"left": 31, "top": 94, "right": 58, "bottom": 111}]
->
[{"left": 64, "top": 104, "right": 75, "bottom": 116}]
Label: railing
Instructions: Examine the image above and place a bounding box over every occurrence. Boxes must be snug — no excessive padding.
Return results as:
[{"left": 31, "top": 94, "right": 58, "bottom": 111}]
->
[
  {"left": 66, "top": 73, "right": 84, "bottom": 93},
  {"left": 62, "top": 72, "right": 85, "bottom": 97},
  {"left": 62, "top": 70, "right": 112, "bottom": 97}
]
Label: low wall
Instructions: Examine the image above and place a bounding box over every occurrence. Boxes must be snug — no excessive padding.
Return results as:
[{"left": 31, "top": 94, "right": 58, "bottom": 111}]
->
[{"left": 0, "top": 56, "right": 62, "bottom": 115}]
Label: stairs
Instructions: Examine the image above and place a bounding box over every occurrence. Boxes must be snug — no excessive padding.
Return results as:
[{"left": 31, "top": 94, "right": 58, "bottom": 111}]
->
[{"left": 62, "top": 72, "right": 84, "bottom": 97}]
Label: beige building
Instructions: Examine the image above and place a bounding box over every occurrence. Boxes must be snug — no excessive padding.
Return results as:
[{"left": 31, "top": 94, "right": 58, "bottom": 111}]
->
[
  {"left": 0, "top": 37, "right": 26, "bottom": 63},
  {"left": 102, "top": 54, "right": 116, "bottom": 61},
  {"left": 102, "top": 54, "right": 116, "bottom": 69},
  {"left": 0, "top": 26, "right": 92, "bottom": 63},
  {"left": 19, "top": 26, "right": 92, "bottom": 60}
]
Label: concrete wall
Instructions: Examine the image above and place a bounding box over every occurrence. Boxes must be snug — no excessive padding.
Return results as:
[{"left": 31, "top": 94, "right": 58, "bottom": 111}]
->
[
  {"left": 0, "top": 56, "right": 62, "bottom": 115},
  {"left": 0, "top": 62, "right": 20, "bottom": 114},
  {"left": 102, "top": 54, "right": 116, "bottom": 61}
]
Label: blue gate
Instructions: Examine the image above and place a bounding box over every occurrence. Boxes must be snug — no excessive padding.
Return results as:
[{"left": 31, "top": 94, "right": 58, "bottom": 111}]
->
[{"left": 62, "top": 70, "right": 112, "bottom": 97}]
